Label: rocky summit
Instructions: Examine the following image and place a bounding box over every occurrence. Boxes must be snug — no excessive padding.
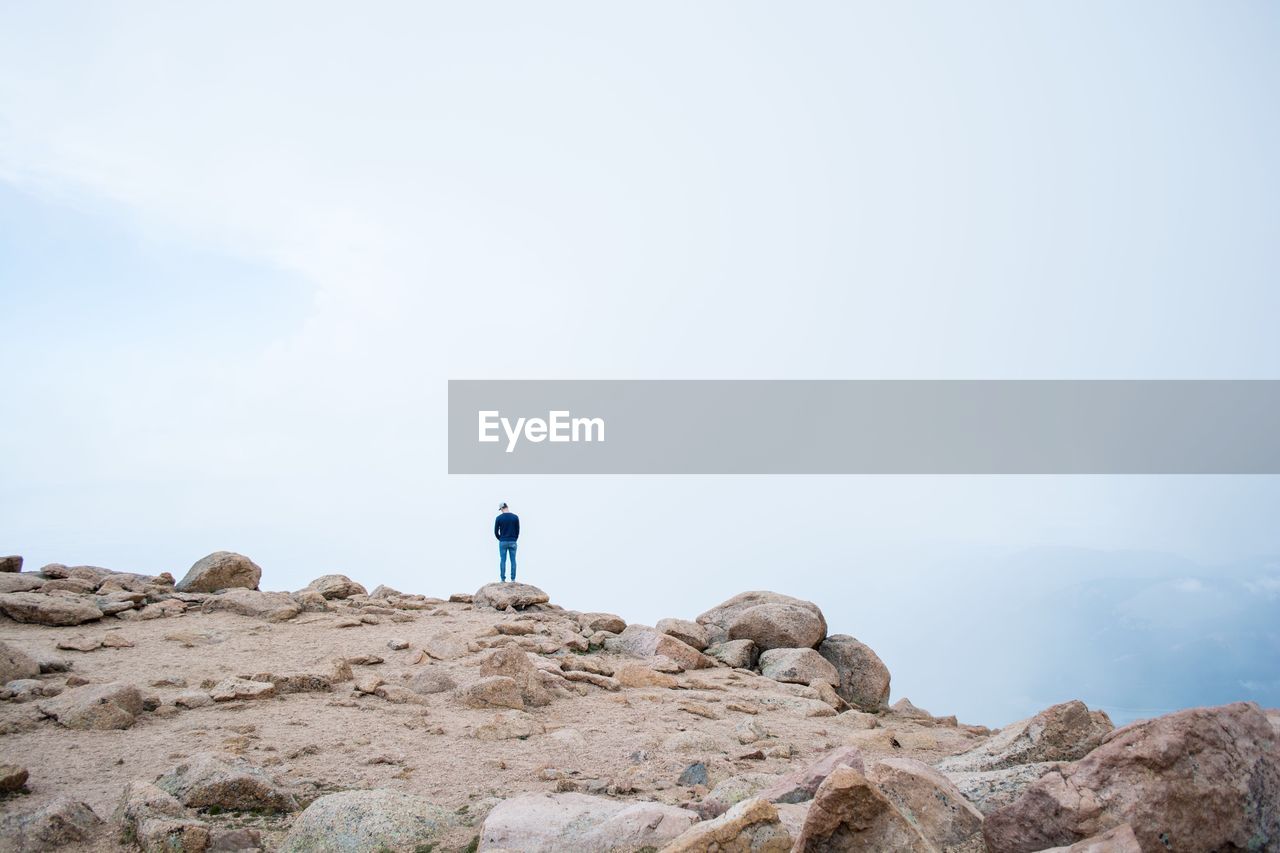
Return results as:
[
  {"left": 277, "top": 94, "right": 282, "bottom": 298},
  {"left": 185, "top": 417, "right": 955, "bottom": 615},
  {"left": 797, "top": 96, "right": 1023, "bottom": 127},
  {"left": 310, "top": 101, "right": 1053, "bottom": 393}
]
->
[{"left": 0, "top": 555, "right": 1275, "bottom": 852}]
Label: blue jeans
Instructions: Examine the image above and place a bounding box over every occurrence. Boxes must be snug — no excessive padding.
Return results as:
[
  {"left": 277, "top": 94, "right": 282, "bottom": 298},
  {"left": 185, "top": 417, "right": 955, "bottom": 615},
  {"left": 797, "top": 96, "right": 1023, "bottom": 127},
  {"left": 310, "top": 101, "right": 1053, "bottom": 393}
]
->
[{"left": 499, "top": 540, "right": 517, "bottom": 581}]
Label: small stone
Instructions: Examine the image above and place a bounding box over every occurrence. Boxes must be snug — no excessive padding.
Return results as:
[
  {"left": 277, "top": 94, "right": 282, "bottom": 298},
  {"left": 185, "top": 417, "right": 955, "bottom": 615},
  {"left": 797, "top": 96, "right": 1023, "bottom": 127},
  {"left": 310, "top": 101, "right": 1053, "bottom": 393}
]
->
[
  {"left": 387, "top": 638, "right": 409, "bottom": 650},
  {"left": 0, "top": 763, "right": 29, "bottom": 793},
  {"left": 210, "top": 678, "right": 276, "bottom": 702},
  {"left": 678, "top": 762, "right": 709, "bottom": 786}
]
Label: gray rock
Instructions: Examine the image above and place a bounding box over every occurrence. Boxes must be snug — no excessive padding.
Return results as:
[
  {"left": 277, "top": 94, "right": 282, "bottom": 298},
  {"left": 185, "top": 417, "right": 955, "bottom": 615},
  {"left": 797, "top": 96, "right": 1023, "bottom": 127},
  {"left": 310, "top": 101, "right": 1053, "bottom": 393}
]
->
[
  {"left": 759, "top": 746, "right": 865, "bottom": 804},
  {"left": 0, "top": 574, "right": 45, "bottom": 594},
  {"left": 478, "top": 791, "right": 697, "bottom": 852},
  {"left": 0, "top": 591, "right": 103, "bottom": 626},
  {"left": 37, "top": 681, "right": 144, "bottom": 730},
  {"left": 280, "top": 789, "right": 456, "bottom": 852},
  {"left": 818, "top": 634, "right": 892, "bottom": 711},
  {"left": 656, "top": 617, "right": 710, "bottom": 651},
  {"left": 705, "top": 639, "right": 759, "bottom": 669},
  {"left": 935, "top": 699, "right": 1113, "bottom": 773},
  {"left": 306, "top": 574, "right": 367, "bottom": 600},
  {"left": 759, "top": 647, "right": 840, "bottom": 686},
  {"left": 407, "top": 666, "right": 456, "bottom": 695},
  {"left": 940, "top": 761, "right": 1065, "bottom": 815},
  {"left": 156, "top": 753, "right": 298, "bottom": 812},
  {"left": 0, "top": 640, "right": 40, "bottom": 684},
  {"left": 473, "top": 582, "right": 550, "bottom": 611},
  {"left": 175, "top": 551, "right": 262, "bottom": 593},
  {"left": 678, "top": 762, "right": 709, "bottom": 786},
  {"left": 0, "top": 797, "right": 103, "bottom": 851}
]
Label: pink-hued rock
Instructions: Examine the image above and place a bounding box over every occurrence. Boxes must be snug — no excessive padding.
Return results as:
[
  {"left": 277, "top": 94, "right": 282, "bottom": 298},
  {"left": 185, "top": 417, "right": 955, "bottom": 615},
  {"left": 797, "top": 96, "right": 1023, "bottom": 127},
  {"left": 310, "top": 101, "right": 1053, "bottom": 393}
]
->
[
  {"left": 615, "top": 624, "right": 716, "bottom": 670},
  {"left": 696, "top": 591, "right": 827, "bottom": 646},
  {"left": 1040, "top": 824, "right": 1142, "bottom": 853},
  {"left": 792, "top": 765, "right": 934, "bottom": 852},
  {"left": 175, "top": 551, "right": 262, "bottom": 593},
  {"left": 865, "top": 756, "right": 984, "bottom": 849},
  {"left": 728, "top": 603, "right": 827, "bottom": 651},
  {"left": 983, "top": 701, "right": 1280, "bottom": 853}
]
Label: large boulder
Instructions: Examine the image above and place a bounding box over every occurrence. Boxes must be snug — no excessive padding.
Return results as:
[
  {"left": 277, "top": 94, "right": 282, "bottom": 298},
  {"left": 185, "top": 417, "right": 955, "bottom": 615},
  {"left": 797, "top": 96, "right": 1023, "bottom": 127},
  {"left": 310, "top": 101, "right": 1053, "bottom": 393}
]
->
[
  {"left": 408, "top": 666, "right": 457, "bottom": 695},
  {"left": 280, "top": 789, "right": 456, "bottom": 852},
  {"left": 0, "top": 640, "right": 40, "bottom": 684},
  {"left": 0, "top": 591, "right": 103, "bottom": 625},
  {"left": 112, "top": 780, "right": 210, "bottom": 853},
  {"left": 818, "top": 634, "right": 891, "bottom": 711},
  {"left": 0, "top": 797, "right": 104, "bottom": 850},
  {"left": 727, "top": 603, "right": 827, "bottom": 651},
  {"left": 306, "top": 574, "right": 367, "bottom": 600},
  {"left": 0, "top": 555, "right": 21, "bottom": 572},
  {"left": 37, "top": 681, "right": 144, "bottom": 730},
  {"left": 656, "top": 617, "right": 710, "bottom": 651},
  {"left": 615, "top": 624, "right": 716, "bottom": 670},
  {"left": 478, "top": 791, "right": 697, "bottom": 852},
  {"left": 759, "top": 746, "right": 866, "bottom": 804},
  {"left": 983, "top": 701, "right": 1280, "bottom": 853},
  {"left": 578, "top": 612, "right": 626, "bottom": 633},
  {"left": 201, "top": 588, "right": 301, "bottom": 622},
  {"left": 706, "top": 639, "right": 758, "bottom": 669},
  {"left": 473, "top": 582, "right": 549, "bottom": 611},
  {"left": 865, "top": 756, "right": 984, "bottom": 850},
  {"left": 155, "top": 752, "right": 298, "bottom": 812},
  {"left": 936, "top": 700, "right": 1113, "bottom": 773},
  {"left": 758, "top": 647, "right": 840, "bottom": 686},
  {"left": 792, "top": 765, "right": 934, "bottom": 852},
  {"left": 661, "top": 797, "right": 793, "bottom": 852},
  {"left": 0, "top": 573, "right": 45, "bottom": 593},
  {"left": 697, "top": 591, "right": 826, "bottom": 646},
  {"left": 175, "top": 551, "right": 261, "bottom": 593},
  {"left": 457, "top": 676, "right": 524, "bottom": 710},
  {"left": 480, "top": 644, "right": 552, "bottom": 706}
]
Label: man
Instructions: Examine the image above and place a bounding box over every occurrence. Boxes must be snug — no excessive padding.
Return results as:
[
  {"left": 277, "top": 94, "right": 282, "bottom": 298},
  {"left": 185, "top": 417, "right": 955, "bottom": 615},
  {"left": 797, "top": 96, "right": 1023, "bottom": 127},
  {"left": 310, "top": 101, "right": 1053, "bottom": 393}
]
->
[{"left": 494, "top": 502, "right": 520, "bottom": 582}]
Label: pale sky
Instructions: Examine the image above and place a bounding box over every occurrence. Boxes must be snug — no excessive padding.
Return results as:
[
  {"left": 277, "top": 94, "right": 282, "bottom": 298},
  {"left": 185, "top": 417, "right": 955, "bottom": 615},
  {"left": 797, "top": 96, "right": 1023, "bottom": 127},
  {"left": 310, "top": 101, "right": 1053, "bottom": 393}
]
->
[{"left": 2, "top": 2, "right": 1279, "bottom": 725}]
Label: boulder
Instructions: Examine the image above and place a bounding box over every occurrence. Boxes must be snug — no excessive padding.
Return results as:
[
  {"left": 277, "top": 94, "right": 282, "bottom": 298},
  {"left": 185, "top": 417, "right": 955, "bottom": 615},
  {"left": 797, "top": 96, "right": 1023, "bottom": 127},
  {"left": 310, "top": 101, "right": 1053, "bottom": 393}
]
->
[
  {"left": 656, "top": 617, "right": 710, "bottom": 651},
  {"left": 758, "top": 648, "right": 840, "bottom": 686},
  {"left": 458, "top": 676, "right": 525, "bottom": 710},
  {"left": 112, "top": 780, "right": 210, "bottom": 852},
  {"left": 369, "top": 584, "right": 402, "bottom": 598},
  {"left": 0, "top": 764, "right": 29, "bottom": 794},
  {"left": 940, "top": 761, "right": 1064, "bottom": 815},
  {"left": 306, "top": 574, "right": 367, "bottom": 600},
  {"left": 615, "top": 624, "right": 716, "bottom": 670},
  {"left": 578, "top": 612, "right": 626, "bottom": 633},
  {"left": 697, "top": 591, "right": 826, "bottom": 646},
  {"left": 0, "top": 640, "right": 40, "bottom": 684},
  {"left": 37, "top": 681, "right": 144, "bottom": 730},
  {"left": 41, "top": 577, "right": 98, "bottom": 594},
  {"left": 0, "top": 573, "right": 45, "bottom": 593},
  {"left": 1040, "top": 824, "right": 1142, "bottom": 853},
  {"left": 792, "top": 765, "right": 933, "bottom": 852},
  {"left": 156, "top": 752, "right": 298, "bottom": 812},
  {"left": 728, "top": 603, "right": 827, "bottom": 652},
  {"left": 759, "top": 746, "right": 866, "bottom": 804},
  {"left": 291, "top": 589, "right": 329, "bottom": 612},
  {"left": 473, "top": 582, "right": 549, "bottom": 611},
  {"left": 480, "top": 644, "right": 552, "bottom": 706},
  {"left": 865, "top": 756, "right": 984, "bottom": 849},
  {"left": 614, "top": 662, "right": 678, "bottom": 689},
  {"left": 0, "top": 555, "right": 21, "bottom": 572},
  {"left": 175, "top": 551, "right": 261, "bottom": 593},
  {"left": 201, "top": 588, "right": 301, "bottom": 622},
  {"left": 661, "top": 797, "right": 793, "bottom": 853},
  {"left": 0, "top": 797, "right": 104, "bottom": 850},
  {"left": 419, "top": 630, "right": 470, "bottom": 660},
  {"left": 0, "top": 591, "right": 103, "bottom": 625},
  {"left": 478, "top": 791, "right": 697, "bottom": 852},
  {"left": 280, "top": 789, "right": 456, "bottom": 852},
  {"left": 246, "top": 670, "right": 335, "bottom": 694},
  {"left": 408, "top": 666, "right": 457, "bottom": 695},
  {"left": 706, "top": 639, "right": 759, "bottom": 670},
  {"left": 475, "top": 710, "right": 545, "bottom": 741},
  {"left": 983, "top": 701, "right": 1280, "bottom": 853},
  {"left": 936, "top": 700, "right": 1113, "bottom": 773},
  {"left": 818, "top": 634, "right": 892, "bottom": 711}
]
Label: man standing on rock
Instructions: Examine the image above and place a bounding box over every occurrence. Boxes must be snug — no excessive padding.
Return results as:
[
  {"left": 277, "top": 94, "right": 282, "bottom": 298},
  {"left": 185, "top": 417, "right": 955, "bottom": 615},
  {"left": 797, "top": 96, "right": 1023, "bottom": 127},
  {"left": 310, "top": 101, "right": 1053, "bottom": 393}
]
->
[{"left": 494, "top": 502, "right": 520, "bottom": 582}]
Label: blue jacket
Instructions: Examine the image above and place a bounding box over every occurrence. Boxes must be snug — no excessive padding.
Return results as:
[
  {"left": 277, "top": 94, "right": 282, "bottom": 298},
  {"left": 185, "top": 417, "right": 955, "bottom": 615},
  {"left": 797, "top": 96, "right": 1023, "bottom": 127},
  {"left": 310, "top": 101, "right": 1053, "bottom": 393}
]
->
[{"left": 494, "top": 512, "right": 520, "bottom": 541}]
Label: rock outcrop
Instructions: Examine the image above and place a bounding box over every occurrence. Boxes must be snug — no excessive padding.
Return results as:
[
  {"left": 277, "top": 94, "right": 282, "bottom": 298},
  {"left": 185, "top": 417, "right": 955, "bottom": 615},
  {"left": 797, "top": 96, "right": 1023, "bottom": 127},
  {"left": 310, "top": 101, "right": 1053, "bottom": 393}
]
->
[
  {"left": 473, "top": 582, "right": 549, "bottom": 611},
  {"left": 697, "top": 591, "right": 827, "bottom": 646},
  {"left": 175, "top": 551, "right": 262, "bottom": 593},
  {"left": 155, "top": 752, "right": 298, "bottom": 813},
  {"left": 306, "top": 574, "right": 367, "bottom": 600},
  {"left": 792, "top": 765, "right": 934, "bottom": 852},
  {"left": 983, "top": 701, "right": 1280, "bottom": 853},
  {"left": 656, "top": 617, "right": 710, "bottom": 651},
  {"left": 0, "top": 639, "right": 40, "bottom": 683},
  {"left": 37, "top": 681, "right": 144, "bottom": 730},
  {"left": 937, "top": 699, "right": 1113, "bottom": 773},
  {"left": 201, "top": 588, "right": 301, "bottom": 622},
  {"left": 0, "top": 797, "right": 103, "bottom": 850},
  {"left": 865, "top": 756, "right": 984, "bottom": 850},
  {"left": 758, "top": 647, "right": 840, "bottom": 686},
  {"left": 614, "top": 624, "right": 716, "bottom": 670},
  {"left": 0, "top": 591, "right": 103, "bottom": 625}
]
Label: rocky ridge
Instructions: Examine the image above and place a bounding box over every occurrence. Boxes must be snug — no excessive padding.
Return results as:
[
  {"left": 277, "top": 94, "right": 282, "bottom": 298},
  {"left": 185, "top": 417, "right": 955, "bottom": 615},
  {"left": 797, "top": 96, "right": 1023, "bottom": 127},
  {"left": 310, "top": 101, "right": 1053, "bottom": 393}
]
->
[{"left": 0, "top": 551, "right": 1275, "bottom": 852}]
